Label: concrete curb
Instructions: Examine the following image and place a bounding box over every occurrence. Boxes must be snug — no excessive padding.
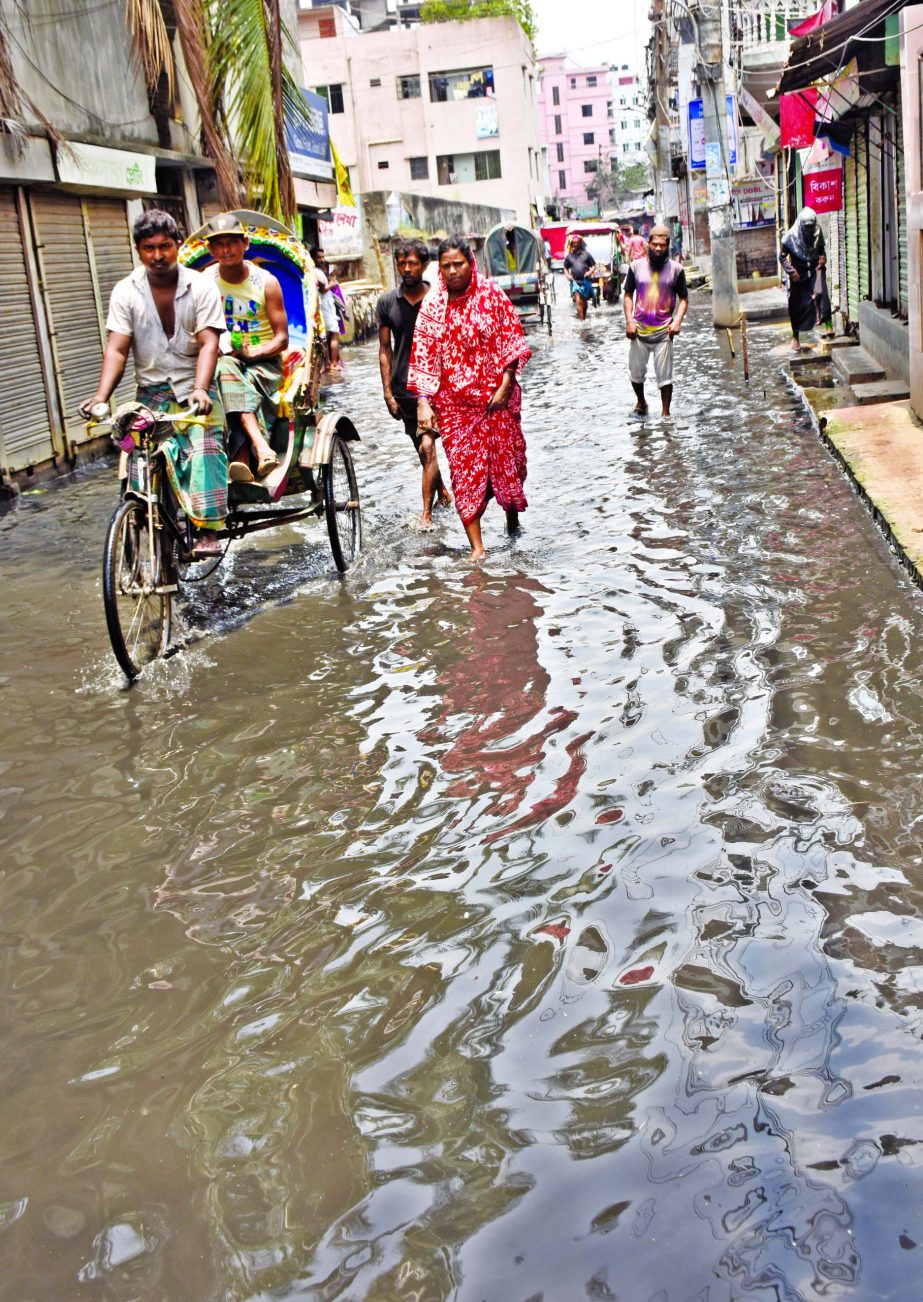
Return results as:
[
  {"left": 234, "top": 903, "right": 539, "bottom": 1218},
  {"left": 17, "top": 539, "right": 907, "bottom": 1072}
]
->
[{"left": 787, "top": 373, "right": 923, "bottom": 591}]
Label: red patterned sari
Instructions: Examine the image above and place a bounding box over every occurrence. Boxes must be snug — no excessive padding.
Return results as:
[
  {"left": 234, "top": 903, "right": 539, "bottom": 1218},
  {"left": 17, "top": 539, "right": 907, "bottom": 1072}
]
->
[{"left": 407, "top": 261, "right": 531, "bottom": 526}]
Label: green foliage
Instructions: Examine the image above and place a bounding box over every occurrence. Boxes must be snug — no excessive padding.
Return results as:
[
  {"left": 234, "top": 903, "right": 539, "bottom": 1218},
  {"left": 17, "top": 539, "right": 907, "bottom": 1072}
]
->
[
  {"left": 621, "top": 162, "right": 652, "bottom": 193},
  {"left": 419, "top": 0, "right": 536, "bottom": 44},
  {"left": 587, "top": 158, "right": 652, "bottom": 208}
]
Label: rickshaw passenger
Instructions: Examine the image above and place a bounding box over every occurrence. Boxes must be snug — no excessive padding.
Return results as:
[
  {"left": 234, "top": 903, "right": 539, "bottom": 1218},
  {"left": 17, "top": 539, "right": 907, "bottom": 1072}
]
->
[{"left": 205, "top": 213, "right": 288, "bottom": 482}]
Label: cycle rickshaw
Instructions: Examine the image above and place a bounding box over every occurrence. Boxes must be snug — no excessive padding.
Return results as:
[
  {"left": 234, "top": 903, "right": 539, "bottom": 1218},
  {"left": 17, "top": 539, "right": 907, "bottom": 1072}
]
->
[
  {"left": 480, "top": 222, "right": 553, "bottom": 334},
  {"left": 95, "top": 210, "right": 362, "bottom": 682}
]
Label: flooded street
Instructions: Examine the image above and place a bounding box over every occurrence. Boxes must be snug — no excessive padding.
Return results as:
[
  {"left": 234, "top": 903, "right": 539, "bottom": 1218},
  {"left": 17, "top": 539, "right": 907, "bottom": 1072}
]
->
[{"left": 4, "top": 297, "right": 923, "bottom": 1300}]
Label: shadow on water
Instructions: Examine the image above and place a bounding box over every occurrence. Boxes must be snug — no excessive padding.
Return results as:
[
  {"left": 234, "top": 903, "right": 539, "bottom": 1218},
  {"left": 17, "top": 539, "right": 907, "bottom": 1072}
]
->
[{"left": 2, "top": 300, "right": 923, "bottom": 1298}]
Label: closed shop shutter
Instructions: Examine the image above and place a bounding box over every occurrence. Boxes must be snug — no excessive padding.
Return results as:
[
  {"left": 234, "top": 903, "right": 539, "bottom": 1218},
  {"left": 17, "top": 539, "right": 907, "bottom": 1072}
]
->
[
  {"left": 85, "top": 197, "right": 135, "bottom": 402},
  {"left": 29, "top": 192, "right": 105, "bottom": 437},
  {"left": 845, "top": 153, "right": 858, "bottom": 324},
  {"left": 0, "top": 187, "right": 56, "bottom": 470},
  {"left": 857, "top": 126, "right": 870, "bottom": 304},
  {"left": 898, "top": 117, "right": 908, "bottom": 319}
]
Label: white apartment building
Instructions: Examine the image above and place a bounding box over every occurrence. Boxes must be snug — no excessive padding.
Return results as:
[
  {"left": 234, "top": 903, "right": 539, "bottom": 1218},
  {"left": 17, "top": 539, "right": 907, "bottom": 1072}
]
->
[
  {"left": 298, "top": 5, "right": 546, "bottom": 223},
  {"left": 609, "top": 66, "right": 650, "bottom": 169}
]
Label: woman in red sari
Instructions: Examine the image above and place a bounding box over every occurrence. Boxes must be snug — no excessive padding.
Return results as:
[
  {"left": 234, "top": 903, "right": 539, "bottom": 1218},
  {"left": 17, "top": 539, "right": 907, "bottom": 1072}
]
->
[{"left": 408, "top": 236, "right": 531, "bottom": 561}]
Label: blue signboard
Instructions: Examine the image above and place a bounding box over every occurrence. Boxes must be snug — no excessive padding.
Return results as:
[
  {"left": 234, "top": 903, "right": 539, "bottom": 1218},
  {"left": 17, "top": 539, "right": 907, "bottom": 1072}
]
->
[
  {"left": 286, "top": 88, "right": 332, "bottom": 178},
  {"left": 688, "top": 96, "right": 737, "bottom": 171}
]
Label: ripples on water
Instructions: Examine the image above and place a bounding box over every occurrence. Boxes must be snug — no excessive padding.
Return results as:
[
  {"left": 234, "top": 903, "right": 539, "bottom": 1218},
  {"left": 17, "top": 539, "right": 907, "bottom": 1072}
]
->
[{"left": 2, "top": 300, "right": 923, "bottom": 1299}]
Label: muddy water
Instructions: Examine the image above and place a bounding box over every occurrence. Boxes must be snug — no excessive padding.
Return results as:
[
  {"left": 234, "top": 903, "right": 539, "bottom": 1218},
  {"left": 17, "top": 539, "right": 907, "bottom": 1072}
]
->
[{"left": 2, "top": 299, "right": 923, "bottom": 1300}]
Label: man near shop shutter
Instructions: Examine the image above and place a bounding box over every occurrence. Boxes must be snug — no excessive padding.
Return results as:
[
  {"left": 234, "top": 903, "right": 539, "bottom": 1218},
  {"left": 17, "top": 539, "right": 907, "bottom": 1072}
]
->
[{"left": 80, "top": 209, "right": 228, "bottom": 556}]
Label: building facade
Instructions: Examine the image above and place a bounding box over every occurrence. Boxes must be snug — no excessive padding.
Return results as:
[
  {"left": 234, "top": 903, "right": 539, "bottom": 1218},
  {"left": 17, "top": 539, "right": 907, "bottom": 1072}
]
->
[
  {"left": 609, "top": 67, "right": 649, "bottom": 168},
  {"left": 299, "top": 7, "right": 545, "bottom": 224},
  {"left": 536, "top": 55, "right": 613, "bottom": 217}
]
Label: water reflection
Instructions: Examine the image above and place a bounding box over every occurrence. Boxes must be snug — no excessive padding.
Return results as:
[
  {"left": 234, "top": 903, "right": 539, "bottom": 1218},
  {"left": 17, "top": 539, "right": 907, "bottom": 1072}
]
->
[{"left": 2, "top": 308, "right": 923, "bottom": 1298}]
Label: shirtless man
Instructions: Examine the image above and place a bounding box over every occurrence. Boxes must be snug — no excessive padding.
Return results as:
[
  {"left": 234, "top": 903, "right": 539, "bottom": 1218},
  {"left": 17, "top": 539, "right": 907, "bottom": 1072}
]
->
[{"left": 376, "top": 239, "right": 451, "bottom": 528}]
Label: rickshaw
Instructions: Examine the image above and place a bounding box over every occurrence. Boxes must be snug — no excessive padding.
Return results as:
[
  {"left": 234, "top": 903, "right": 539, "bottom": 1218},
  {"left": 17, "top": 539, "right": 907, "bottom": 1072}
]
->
[
  {"left": 481, "top": 222, "right": 553, "bottom": 334},
  {"left": 93, "top": 211, "right": 362, "bottom": 682},
  {"left": 566, "top": 223, "right": 623, "bottom": 305}
]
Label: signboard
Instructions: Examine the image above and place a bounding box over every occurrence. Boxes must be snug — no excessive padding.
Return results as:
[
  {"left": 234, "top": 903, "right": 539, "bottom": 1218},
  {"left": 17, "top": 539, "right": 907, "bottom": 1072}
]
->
[
  {"left": 475, "top": 102, "right": 499, "bottom": 139},
  {"left": 803, "top": 164, "right": 843, "bottom": 213},
  {"left": 688, "top": 97, "right": 737, "bottom": 170},
  {"left": 733, "top": 178, "right": 776, "bottom": 227},
  {"left": 287, "top": 88, "right": 334, "bottom": 180},
  {"left": 737, "top": 86, "right": 780, "bottom": 149},
  {"left": 57, "top": 142, "right": 156, "bottom": 193},
  {"left": 318, "top": 204, "right": 364, "bottom": 259},
  {"left": 707, "top": 176, "right": 730, "bottom": 206}
]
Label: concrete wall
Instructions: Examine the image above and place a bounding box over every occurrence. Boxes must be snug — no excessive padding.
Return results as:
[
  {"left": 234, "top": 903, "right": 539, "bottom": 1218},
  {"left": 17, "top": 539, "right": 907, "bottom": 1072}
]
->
[
  {"left": 860, "top": 302, "right": 911, "bottom": 382},
  {"left": 901, "top": 5, "right": 923, "bottom": 416},
  {"left": 0, "top": 0, "right": 159, "bottom": 145},
  {"left": 299, "top": 14, "right": 544, "bottom": 222},
  {"left": 360, "top": 189, "right": 516, "bottom": 288}
]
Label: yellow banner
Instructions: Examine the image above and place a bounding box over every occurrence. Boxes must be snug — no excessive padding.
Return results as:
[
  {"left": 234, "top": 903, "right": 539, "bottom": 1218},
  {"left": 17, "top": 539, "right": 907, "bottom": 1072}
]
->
[{"left": 330, "top": 138, "right": 356, "bottom": 209}]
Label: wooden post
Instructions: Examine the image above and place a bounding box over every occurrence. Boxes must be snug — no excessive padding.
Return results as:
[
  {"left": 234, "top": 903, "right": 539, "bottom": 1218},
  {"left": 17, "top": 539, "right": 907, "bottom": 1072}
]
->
[
  {"left": 726, "top": 327, "right": 735, "bottom": 359},
  {"left": 741, "top": 312, "right": 749, "bottom": 381}
]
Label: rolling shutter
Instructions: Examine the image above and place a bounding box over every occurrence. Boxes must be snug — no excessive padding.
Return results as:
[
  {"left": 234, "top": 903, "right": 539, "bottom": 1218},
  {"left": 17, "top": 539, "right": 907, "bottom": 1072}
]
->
[
  {"left": 29, "top": 192, "right": 106, "bottom": 437},
  {"left": 85, "top": 198, "right": 135, "bottom": 403},
  {"left": 0, "top": 187, "right": 56, "bottom": 470},
  {"left": 857, "top": 126, "right": 870, "bottom": 304},
  {"left": 898, "top": 118, "right": 908, "bottom": 319},
  {"left": 845, "top": 153, "right": 858, "bottom": 325}
]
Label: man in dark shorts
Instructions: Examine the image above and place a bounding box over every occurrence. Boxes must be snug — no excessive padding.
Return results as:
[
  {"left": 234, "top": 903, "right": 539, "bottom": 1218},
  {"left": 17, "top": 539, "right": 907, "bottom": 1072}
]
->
[
  {"left": 563, "top": 233, "right": 597, "bottom": 321},
  {"left": 377, "top": 239, "right": 451, "bottom": 527}
]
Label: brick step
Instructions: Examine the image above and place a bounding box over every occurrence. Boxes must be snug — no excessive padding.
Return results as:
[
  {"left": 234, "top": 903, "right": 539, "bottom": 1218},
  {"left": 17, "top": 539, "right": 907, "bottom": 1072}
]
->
[
  {"left": 834, "top": 346, "right": 886, "bottom": 385},
  {"left": 850, "top": 379, "right": 911, "bottom": 405}
]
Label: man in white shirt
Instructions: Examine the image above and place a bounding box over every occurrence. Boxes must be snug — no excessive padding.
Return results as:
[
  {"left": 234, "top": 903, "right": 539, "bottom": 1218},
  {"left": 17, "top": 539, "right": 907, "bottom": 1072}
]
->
[{"left": 81, "top": 209, "right": 229, "bottom": 553}]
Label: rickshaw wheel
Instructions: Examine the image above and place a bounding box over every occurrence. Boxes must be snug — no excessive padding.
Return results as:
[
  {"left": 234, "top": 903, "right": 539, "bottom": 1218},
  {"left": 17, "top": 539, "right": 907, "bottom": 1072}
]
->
[
  {"left": 323, "top": 434, "right": 361, "bottom": 572},
  {"left": 103, "top": 498, "right": 172, "bottom": 679}
]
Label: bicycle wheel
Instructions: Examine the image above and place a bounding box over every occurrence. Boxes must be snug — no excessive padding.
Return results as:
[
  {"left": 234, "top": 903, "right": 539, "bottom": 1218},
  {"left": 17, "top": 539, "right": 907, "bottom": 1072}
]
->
[
  {"left": 103, "top": 498, "right": 172, "bottom": 679},
  {"left": 323, "top": 434, "right": 361, "bottom": 573}
]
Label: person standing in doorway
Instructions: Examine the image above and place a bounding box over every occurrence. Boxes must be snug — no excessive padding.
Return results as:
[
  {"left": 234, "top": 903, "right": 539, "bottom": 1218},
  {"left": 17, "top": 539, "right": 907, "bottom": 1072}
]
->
[
  {"left": 622, "top": 224, "right": 688, "bottom": 419},
  {"left": 79, "top": 209, "right": 228, "bottom": 556},
  {"left": 376, "top": 239, "right": 452, "bottom": 528},
  {"left": 563, "top": 233, "right": 597, "bottom": 321}
]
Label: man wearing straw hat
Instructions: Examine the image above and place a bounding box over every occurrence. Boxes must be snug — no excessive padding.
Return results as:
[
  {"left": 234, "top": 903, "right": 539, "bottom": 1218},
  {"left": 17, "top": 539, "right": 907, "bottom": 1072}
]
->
[{"left": 622, "top": 224, "right": 688, "bottom": 419}]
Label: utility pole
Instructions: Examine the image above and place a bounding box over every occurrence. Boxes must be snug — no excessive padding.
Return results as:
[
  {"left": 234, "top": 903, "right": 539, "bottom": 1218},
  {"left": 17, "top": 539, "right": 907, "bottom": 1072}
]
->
[
  {"left": 689, "top": 0, "right": 739, "bottom": 327},
  {"left": 650, "top": 0, "right": 672, "bottom": 220}
]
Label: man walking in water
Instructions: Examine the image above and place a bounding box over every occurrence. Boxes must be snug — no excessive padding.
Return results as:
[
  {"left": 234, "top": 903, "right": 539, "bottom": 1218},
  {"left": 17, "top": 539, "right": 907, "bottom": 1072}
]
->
[
  {"left": 622, "top": 224, "right": 688, "bottom": 418},
  {"left": 377, "top": 239, "right": 451, "bottom": 528},
  {"left": 563, "top": 233, "right": 597, "bottom": 321}
]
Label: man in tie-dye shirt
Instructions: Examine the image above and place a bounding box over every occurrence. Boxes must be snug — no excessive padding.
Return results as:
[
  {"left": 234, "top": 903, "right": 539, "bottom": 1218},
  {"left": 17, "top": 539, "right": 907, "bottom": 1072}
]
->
[{"left": 622, "top": 225, "right": 688, "bottom": 418}]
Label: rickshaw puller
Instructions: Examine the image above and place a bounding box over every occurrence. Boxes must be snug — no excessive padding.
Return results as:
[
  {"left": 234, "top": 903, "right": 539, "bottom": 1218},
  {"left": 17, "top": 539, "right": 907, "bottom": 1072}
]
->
[{"left": 563, "top": 234, "right": 597, "bottom": 322}]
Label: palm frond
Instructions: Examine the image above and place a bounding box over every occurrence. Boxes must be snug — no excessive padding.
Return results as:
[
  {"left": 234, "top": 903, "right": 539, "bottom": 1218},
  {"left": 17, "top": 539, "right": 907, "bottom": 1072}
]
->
[
  {"left": 173, "top": 0, "right": 240, "bottom": 210},
  {"left": 0, "top": 19, "right": 68, "bottom": 157},
  {"left": 124, "top": 0, "right": 174, "bottom": 99}
]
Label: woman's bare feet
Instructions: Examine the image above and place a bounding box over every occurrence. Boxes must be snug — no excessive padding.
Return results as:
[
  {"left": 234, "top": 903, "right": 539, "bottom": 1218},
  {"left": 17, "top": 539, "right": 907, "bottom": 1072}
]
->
[
  {"left": 437, "top": 488, "right": 453, "bottom": 508},
  {"left": 468, "top": 545, "right": 486, "bottom": 563}
]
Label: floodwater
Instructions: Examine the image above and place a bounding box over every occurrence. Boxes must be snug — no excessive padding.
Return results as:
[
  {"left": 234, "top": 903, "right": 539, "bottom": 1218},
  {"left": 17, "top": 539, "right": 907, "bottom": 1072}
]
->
[{"left": 2, "top": 295, "right": 923, "bottom": 1302}]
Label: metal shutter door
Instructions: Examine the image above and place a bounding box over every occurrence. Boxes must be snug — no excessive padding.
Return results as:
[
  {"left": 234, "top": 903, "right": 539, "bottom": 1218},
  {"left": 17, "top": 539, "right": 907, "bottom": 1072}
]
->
[
  {"left": 857, "top": 127, "right": 870, "bottom": 304},
  {"left": 898, "top": 118, "right": 908, "bottom": 319},
  {"left": 845, "top": 153, "right": 858, "bottom": 325},
  {"left": 29, "top": 192, "right": 104, "bottom": 436},
  {"left": 0, "top": 187, "right": 56, "bottom": 470},
  {"left": 85, "top": 197, "right": 135, "bottom": 400}
]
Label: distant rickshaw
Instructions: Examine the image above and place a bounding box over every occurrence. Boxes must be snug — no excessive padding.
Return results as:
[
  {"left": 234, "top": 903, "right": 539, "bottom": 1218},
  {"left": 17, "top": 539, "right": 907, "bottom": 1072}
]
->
[{"left": 481, "top": 222, "right": 552, "bottom": 334}]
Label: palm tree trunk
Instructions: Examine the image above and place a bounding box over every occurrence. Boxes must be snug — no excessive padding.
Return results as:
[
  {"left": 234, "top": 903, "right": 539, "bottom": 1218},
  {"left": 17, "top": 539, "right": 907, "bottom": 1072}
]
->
[
  {"left": 172, "top": 0, "right": 240, "bottom": 211},
  {"left": 264, "top": 0, "right": 296, "bottom": 221}
]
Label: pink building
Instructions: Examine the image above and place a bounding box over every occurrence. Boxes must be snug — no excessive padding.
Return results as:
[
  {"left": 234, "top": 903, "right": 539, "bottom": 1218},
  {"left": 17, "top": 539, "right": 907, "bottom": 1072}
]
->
[{"left": 537, "top": 55, "right": 613, "bottom": 217}]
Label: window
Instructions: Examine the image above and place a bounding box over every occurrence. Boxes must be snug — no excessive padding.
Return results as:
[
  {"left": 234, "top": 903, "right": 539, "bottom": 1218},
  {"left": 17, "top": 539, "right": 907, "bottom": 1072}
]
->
[
  {"left": 474, "top": 149, "right": 501, "bottom": 180},
  {"left": 398, "top": 74, "right": 421, "bottom": 99},
  {"left": 554, "top": 114, "right": 562, "bottom": 135},
  {"left": 429, "top": 65, "right": 494, "bottom": 102},
  {"left": 570, "top": 77, "right": 576, "bottom": 88},
  {"left": 377, "top": 160, "right": 389, "bottom": 169},
  {"left": 552, "top": 85, "right": 560, "bottom": 106},
  {"left": 621, "top": 120, "right": 628, "bottom": 130},
  {"left": 558, "top": 169, "right": 566, "bottom": 188},
  {"left": 315, "top": 84, "right": 344, "bottom": 114},
  {"left": 409, "top": 155, "right": 429, "bottom": 179},
  {"left": 583, "top": 132, "right": 594, "bottom": 145},
  {"left": 587, "top": 75, "right": 597, "bottom": 87},
  {"left": 370, "top": 78, "right": 381, "bottom": 88},
  {"left": 581, "top": 104, "right": 592, "bottom": 118},
  {"left": 584, "top": 158, "right": 598, "bottom": 173},
  {"left": 318, "top": 15, "right": 335, "bottom": 37},
  {"left": 556, "top": 142, "right": 564, "bottom": 162},
  {"left": 609, "top": 128, "right": 616, "bottom": 145},
  {"left": 623, "top": 143, "right": 630, "bottom": 154},
  {"left": 435, "top": 149, "right": 500, "bottom": 183}
]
